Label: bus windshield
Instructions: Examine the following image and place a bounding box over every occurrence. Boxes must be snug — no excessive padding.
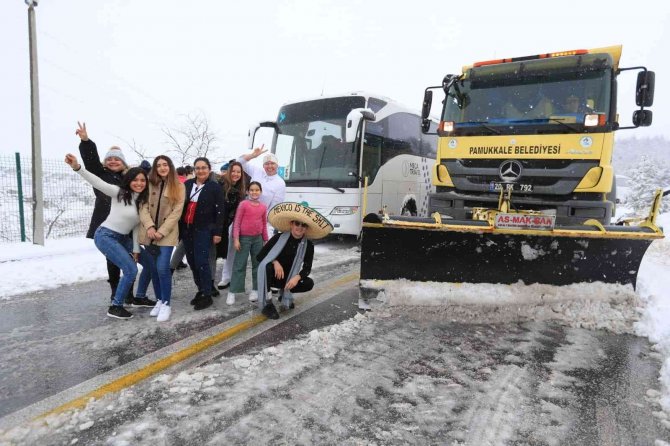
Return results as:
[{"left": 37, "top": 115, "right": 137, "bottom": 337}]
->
[
  {"left": 444, "top": 65, "right": 612, "bottom": 134},
  {"left": 275, "top": 96, "right": 366, "bottom": 189}
]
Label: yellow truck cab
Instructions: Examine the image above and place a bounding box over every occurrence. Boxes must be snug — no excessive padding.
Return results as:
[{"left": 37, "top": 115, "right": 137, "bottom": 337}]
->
[{"left": 421, "top": 45, "right": 655, "bottom": 225}]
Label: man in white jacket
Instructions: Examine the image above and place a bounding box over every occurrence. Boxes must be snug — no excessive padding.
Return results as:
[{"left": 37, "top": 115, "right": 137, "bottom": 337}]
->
[{"left": 238, "top": 145, "right": 286, "bottom": 234}]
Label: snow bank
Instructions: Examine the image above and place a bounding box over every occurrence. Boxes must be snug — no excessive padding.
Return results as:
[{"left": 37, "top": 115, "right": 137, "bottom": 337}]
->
[
  {"left": 0, "top": 238, "right": 107, "bottom": 299},
  {"left": 361, "top": 279, "right": 640, "bottom": 333}
]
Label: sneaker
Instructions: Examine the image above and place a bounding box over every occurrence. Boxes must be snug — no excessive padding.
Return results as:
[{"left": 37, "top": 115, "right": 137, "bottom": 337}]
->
[
  {"left": 194, "top": 294, "right": 213, "bottom": 311},
  {"left": 248, "top": 290, "right": 258, "bottom": 303},
  {"left": 132, "top": 297, "right": 157, "bottom": 308},
  {"left": 211, "top": 288, "right": 220, "bottom": 297},
  {"left": 150, "top": 300, "right": 163, "bottom": 317},
  {"left": 217, "top": 280, "right": 230, "bottom": 290},
  {"left": 157, "top": 304, "right": 171, "bottom": 322},
  {"left": 261, "top": 302, "right": 280, "bottom": 320},
  {"left": 226, "top": 292, "right": 235, "bottom": 305},
  {"left": 107, "top": 305, "right": 133, "bottom": 319},
  {"left": 124, "top": 288, "right": 135, "bottom": 306},
  {"left": 190, "top": 291, "right": 203, "bottom": 305}
]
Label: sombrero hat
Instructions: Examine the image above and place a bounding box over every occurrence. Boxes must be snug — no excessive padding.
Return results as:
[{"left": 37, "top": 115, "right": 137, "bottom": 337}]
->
[{"left": 268, "top": 202, "right": 334, "bottom": 240}]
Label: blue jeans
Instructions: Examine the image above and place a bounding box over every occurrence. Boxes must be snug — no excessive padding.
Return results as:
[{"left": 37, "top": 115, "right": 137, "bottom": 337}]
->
[
  {"left": 230, "top": 235, "right": 263, "bottom": 293},
  {"left": 94, "top": 227, "right": 137, "bottom": 307},
  {"left": 183, "top": 227, "right": 214, "bottom": 296},
  {"left": 137, "top": 245, "right": 174, "bottom": 304}
]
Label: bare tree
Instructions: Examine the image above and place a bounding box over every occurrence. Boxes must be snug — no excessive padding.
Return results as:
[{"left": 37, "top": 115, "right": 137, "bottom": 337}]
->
[
  {"left": 163, "top": 112, "right": 219, "bottom": 166},
  {"left": 123, "top": 138, "right": 152, "bottom": 164}
]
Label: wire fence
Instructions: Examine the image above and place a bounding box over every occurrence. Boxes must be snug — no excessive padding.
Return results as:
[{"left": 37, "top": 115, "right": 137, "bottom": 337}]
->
[{"left": 0, "top": 153, "right": 94, "bottom": 243}]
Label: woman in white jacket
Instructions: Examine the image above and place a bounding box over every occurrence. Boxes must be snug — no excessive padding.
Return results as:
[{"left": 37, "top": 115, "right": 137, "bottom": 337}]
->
[{"left": 65, "top": 153, "right": 149, "bottom": 319}]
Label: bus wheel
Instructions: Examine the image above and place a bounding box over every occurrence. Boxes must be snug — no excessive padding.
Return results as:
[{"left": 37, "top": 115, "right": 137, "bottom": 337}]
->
[{"left": 401, "top": 200, "right": 418, "bottom": 216}]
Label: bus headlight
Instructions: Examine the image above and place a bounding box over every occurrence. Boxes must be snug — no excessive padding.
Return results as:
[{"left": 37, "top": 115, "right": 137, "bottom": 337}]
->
[{"left": 330, "top": 206, "right": 359, "bottom": 215}]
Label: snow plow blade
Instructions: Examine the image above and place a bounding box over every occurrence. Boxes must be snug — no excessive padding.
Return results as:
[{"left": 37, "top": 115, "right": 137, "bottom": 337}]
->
[{"left": 360, "top": 213, "right": 663, "bottom": 289}]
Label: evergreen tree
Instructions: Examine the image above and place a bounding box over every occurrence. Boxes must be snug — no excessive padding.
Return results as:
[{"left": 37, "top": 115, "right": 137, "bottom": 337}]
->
[{"left": 625, "top": 155, "right": 670, "bottom": 214}]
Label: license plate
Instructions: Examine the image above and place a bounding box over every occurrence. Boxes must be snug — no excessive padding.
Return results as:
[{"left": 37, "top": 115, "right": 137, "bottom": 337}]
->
[
  {"left": 494, "top": 213, "right": 556, "bottom": 230},
  {"left": 489, "top": 182, "right": 533, "bottom": 192}
]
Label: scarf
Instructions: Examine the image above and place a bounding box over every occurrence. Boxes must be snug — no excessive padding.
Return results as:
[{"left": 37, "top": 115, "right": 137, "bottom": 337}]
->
[{"left": 256, "top": 232, "right": 307, "bottom": 310}]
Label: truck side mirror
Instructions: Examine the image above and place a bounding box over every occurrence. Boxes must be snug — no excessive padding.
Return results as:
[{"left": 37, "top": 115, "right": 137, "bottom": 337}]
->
[
  {"left": 633, "top": 109, "right": 653, "bottom": 127},
  {"left": 636, "top": 70, "right": 655, "bottom": 107},
  {"left": 421, "top": 90, "right": 433, "bottom": 133},
  {"left": 345, "top": 108, "right": 375, "bottom": 143}
]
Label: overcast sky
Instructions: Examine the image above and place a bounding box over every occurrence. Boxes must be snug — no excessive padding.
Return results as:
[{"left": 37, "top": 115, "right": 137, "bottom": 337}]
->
[{"left": 2, "top": 0, "right": 669, "bottom": 165}]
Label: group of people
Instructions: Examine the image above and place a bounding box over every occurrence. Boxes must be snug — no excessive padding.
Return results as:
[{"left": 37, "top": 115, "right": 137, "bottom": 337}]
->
[{"left": 66, "top": 123, "right": 333, "bottom": 322}]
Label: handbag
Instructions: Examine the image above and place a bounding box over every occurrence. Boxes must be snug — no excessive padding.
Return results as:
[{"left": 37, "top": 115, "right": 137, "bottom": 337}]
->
[{"left": 146, "top": 240, "right": 160, "bottom": 258}]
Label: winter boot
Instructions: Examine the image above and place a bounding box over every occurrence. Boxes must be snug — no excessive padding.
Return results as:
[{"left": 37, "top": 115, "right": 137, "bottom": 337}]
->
[{"left": 261, "top": 302, "right": 280, "bottom": 320}]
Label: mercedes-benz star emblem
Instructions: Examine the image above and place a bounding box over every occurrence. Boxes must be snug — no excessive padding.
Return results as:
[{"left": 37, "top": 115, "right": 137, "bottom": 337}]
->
[{"left": 499, "top": 160, "right": 522, "bottom": 182}]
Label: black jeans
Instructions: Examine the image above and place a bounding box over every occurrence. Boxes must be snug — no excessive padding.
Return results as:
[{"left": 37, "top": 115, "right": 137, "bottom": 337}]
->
[
  {"left": 265, "top": 263, "right": 314, "bottom": 293},
  {"left": 183, "top": 227, "right": 214, "bottom": 296}
]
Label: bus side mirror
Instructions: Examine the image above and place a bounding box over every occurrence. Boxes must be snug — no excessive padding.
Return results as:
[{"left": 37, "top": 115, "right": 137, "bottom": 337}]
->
[
  {"left": 633, "top": 109, "right": 653, "bottom": 127},
  {"left": 247, "top": 121, "right": 279, "bottom": 150},
  {"left": 345, "top": 108, "right": 375, "bottom": 143},
  {"left": 636, "top": 70, "right": 655, "bottom": 107}
]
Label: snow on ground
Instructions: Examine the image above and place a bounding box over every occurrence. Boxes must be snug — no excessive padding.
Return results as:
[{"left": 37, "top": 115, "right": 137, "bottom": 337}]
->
[
  {"left": 0, "top": 238, "right": 359, "bottom": 300},
  {"left": 0, "top": 212, "right": 669, "bottom": 444},
  {"left": 0, "top": 238, "right": 107, "bottom": 300}
]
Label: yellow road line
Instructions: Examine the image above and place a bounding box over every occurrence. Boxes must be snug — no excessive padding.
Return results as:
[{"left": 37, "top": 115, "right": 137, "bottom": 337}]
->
[
  {"left": 38, "top": 314, "right": 266, "bottom": 419},
  {"left": 38, "top": 271, "right": 359, "bottom": 420}
]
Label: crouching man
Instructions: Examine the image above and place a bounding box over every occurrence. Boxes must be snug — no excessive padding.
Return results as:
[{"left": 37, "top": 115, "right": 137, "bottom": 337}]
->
[{"left": 256, "top": 202, "right": 333, "bottom": 319}]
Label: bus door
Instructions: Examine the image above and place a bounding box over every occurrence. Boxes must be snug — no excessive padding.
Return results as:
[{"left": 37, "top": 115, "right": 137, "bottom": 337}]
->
[{"left": 361, "top": 130, "right": 383, "bottom": 215}]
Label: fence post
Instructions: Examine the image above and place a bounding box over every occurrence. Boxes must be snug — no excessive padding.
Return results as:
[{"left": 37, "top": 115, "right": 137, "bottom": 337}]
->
[{"left": 15, "top": 152, "right": 26, "bottom": 242}]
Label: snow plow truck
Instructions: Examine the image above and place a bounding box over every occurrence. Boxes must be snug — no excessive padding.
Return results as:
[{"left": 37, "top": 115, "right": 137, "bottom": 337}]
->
[{"left": 359, "top": 45, "right": 664, "bottom": 300}]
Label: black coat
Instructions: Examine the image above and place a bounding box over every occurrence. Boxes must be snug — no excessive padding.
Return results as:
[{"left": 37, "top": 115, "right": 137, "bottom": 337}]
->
[
  {"left": 79, "top": 139, "right": 125, "bottom": 239},
  {"left": 179, "top": 178, "right": 226, "bottom": 238},
  {"left": 215, "top": 181, "right": 244, "bottom": 258}
]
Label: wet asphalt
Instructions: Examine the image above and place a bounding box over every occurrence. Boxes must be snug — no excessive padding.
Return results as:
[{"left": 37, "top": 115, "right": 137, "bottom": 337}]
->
[
  {"left": 0, "top": 270, "right": 238, "bottom": 419},
  {"left": 0, "top": 247, "right": 667, "bottom": 443},
  {"left": 0, "top": 237, "right": 360, "bottom": 421}
]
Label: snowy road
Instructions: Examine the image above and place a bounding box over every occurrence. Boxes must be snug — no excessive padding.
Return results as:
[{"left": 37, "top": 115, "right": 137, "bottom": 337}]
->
[
  {"left": 1, "top": 302, "right": 666, "bottom": 445},
  {"left": 1, "top": 226, "right": 670, "bottom": 445}
]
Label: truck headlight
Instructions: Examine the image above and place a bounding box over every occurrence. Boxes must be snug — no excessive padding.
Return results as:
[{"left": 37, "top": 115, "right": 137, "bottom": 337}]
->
[{"left": 330, "top": 206, "right": 359, "bottom": 215}]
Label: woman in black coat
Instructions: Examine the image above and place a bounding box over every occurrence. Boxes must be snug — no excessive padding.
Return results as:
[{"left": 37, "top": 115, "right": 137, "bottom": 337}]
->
[
  {"left": 76, "top": 122, "right": 138, "bottom": 304},
  {"left": 179, "top": 157, "right": 225, "bottom": 311},
  {"left": 216, "top": 160, "right": 247, "bottom": 289}
]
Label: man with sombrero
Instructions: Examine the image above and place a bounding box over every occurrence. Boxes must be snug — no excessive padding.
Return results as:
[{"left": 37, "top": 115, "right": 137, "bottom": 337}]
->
[{"left": 256, "top": 202, "right": 333, "bottom": 319}]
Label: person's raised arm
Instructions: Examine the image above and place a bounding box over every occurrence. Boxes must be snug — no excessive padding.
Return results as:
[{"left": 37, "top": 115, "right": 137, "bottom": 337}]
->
[
  {"left": 65, "top": 153, "right": 119, "bottom": 198},
  {"left": 240, "top": 144, "right": 266, "bottom": 162},
  {"left": 76, "top": 121, "right": 105, "bottom": 176},
  {"left": 238, "top": 145, "right": 266, "bottom": 178}
]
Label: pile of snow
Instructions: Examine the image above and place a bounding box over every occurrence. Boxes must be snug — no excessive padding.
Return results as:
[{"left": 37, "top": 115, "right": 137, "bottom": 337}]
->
[
  {"left": 362, "top": 279, "right": 641, "bottom": 334},
  {"left": 0, "top": 238, "right": 107, "bottom": 299}
]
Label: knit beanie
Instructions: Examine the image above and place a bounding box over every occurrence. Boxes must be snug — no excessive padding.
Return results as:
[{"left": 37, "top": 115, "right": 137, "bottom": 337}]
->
[
  {"left": 263, "top": 153, "right": 278, "bottom": 164},
  {"left": 104, "top": 147, "right": 127, "bottom": 167},
  {"left": 139, "top": 160, "right": 151, "bottom": 173}
]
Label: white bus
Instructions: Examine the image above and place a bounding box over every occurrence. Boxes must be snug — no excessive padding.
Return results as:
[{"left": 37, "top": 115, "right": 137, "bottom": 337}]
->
[{"left": 248, "top": 92, "right": 437, "bottom": 236}]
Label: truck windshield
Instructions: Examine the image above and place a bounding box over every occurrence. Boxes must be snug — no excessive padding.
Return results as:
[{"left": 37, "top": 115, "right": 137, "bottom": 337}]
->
[
  {"left": 443, "top": 65, "right": 612, "bottom": 134},
  {"left": 274, "top": 96, "right": 366, "bottom": 189}
]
